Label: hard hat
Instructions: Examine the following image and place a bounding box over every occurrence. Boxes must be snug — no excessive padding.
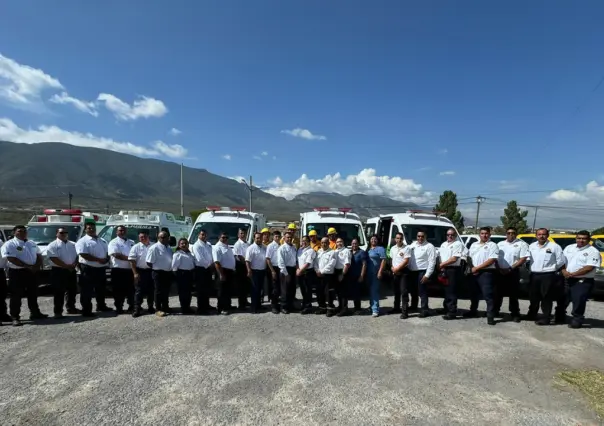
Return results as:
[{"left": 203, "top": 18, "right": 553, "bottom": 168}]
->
[
  {"left": 261, "top": 228, "right": 270, "bottom": 233},
  {"left": 327, "top": 227, "right": 337, "bottom": 235},
  {"left": 288, "top": 223, "right": 297, "bottom": 230},
  {"left": 309, "top": 230, "right": 318, "bottom": 236}
]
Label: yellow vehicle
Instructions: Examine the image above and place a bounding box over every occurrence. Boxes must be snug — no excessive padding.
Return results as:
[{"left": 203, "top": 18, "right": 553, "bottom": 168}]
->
[{"left": 518, "top": 233, "right": 577, "bottom": 249}]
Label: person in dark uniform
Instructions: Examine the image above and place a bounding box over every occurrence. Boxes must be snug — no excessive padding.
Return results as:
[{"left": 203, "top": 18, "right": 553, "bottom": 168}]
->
[
  {"left": 145, "top": 231, "right": 174, "bottom": 317},
  {"left": 128, "top": 230, "right": 154, "bottom": 317},
  {"left": 108, "top": 225, "right": 135, "bottom": 314},
  {"left": 46, "top": 227, "right": 79, "bottom": 318},
  {"left": 348, "top": 237, "right": 367, "bottom": 314},
  {"left": 438, "top": 228, "right": 464, "bottom": 320},
  {"left": 75, "top": 223, "right": 112, "bottom": 316},
  {"left": 1, "top": 225, "right": 48, "bottom": 326},
  {"left": 213, "top": 232, "right": 236, "bottom": 315},
  {"left": 191, "top": 229, "right": 214, "bottom": 315},
  {"left": 0, "top": 239, "right": 11, "bottom": 325}
]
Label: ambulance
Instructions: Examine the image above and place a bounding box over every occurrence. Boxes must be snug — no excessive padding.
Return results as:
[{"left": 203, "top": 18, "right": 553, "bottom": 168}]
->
[
  {"left": 97, "top": 211, "right": 193, "bottom": 247},
  {"left": 188, "top": 206, "right": 266, "bottom": 246},
  {"left": 299, "top": 208, "right": 366, "bottom": 249}
]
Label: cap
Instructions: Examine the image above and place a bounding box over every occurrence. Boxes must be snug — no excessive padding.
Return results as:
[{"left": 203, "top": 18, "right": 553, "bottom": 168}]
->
[
  {"left": 327, "top": 227, "right": 337, "bottom": 235},
  {"left": 261, "top": 228, "right": 270, "bottom": 233},
  {"left": 308, "top": 230, "right": 318, "bottom": 236},
  {"left": 288, "top": 223, "right": 297, "bottom": 230}
]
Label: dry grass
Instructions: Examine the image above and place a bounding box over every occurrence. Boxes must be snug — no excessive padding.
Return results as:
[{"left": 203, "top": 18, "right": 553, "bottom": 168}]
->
[{"left": 557, "top": 370, "right": 604, "bottom": 418}]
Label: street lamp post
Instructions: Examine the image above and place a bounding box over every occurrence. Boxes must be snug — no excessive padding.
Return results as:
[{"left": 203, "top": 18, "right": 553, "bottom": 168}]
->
[{"left": 240, "top": 175, "right": 254, "bottom": 212}]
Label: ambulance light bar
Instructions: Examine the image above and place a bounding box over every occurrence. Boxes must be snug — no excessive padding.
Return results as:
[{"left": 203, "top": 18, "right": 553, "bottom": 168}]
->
[
  {"left": 206, "top": 206, "right": 247, "bottom": 212},
  {"left": 43, "top": 208, "right": 82, "bottom": 215}
]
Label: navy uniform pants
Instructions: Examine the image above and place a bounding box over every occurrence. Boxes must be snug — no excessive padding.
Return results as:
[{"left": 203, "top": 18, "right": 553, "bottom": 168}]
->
[
  {"left": 217, "top": 268, "right": 234, "bottom": 311},
  {"left": 407, "top": 270, "right": 430, "bottom": 312},
  {"left": 0, "top": 269, "right": 7, "bottom": 318},
  {"left": 442, "top": 267, "right": 460, "bottom": 314},
  {"left": 80, "top": 265, "right": 108, "bottom": 313},
  {"left": 250, "top": 269, "right": 265, "bottom": 310},
  {"left": 529, "top": 272, "right": 564, "bottom": 320},
  {"left": 494, "top": 269, "right": 521, "bottom": 316},
  {"left": 194, "top": 266, "right": 212, "bottom": 311},
  {"left": 134, "top": 268, "right": 154, "bottom": 310},
  {"left": 280, "top": 266, "right": 297, "bottom": 310},
  {"left": 235, "top": 260, "right": 249, "bottom": 308},
  {"left": 298, "top": 269, "right": 315, "bottom": 309},
  {"left": 566, "top": 277, "right": 594, "bottom": 324},
  {"left": 175, "top": 269, "right": 194, "bottom": 310},
  {"left": 111, "top": 268, "right": 134, "bottom": 311},
  {"left": 8, "top": 268, "right": 41, "bottom": 319},
  {"left": 50, "top": 267, "right": 78, "bottom": 314},
  {"left": 469, "top": 270, "right": 495, "bottom": 317},
  {"left": 152, "top": 270, "right": 173, "bottom": 312}
]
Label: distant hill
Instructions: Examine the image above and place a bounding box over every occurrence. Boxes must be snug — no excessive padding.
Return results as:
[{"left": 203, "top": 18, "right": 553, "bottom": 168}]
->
[{"left": 0, "top": 141, "right": 417, "bottom": 223}]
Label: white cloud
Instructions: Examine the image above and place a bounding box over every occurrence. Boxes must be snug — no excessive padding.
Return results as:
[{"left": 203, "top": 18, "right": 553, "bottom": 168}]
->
[
  {"left": 252, "top": 155, "right": 262, "bottom": 160},
  {"left": 169, "top": 127, "right": 182, "bottom": 136},
  {"left": 548, "top": 188, "right": 591, "bottom": 203},
  {"left": 261, "top": 151, "right": 268, "bottom": 156},
  {"left": 97, "top": 93, "right": 168, "bottom": 121},
  {"left": 229, "top": 176, "right": 246, "bottom": 183},
  {"left": 0, "top": 53, "right": 64, "bottom": 108},
  {"left": 0, "top": 117, "right": 187, "bottom": 158},
  {"left": 416, "top": 167, "right": 431, "bottom": 172},
  {"left": 495, "top": 179, "right": 523, "bottom": 190},
  {"left": 48, "top": 92, "right": 98, "bottom": 117},
  {"left": 438, "top": 148, "right": 448, "bottom": 155},
  {"left": 439, "top": 171, "right": 456, "bottom": 176},
  {"left": 281, "top": 128, "right": 326, "bottom": 141},
  {"left": 264, "top": 168, "right": 431, "bottom": 203},
  {"left": 222, "top": 154, "right": 231, "bottom": 160}
]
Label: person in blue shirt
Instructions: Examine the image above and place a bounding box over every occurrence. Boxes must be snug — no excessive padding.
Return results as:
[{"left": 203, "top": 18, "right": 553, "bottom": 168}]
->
[
  {"left": 348, "top": 237, "right": 367, "bottom": 315},
  {"left": 366, "top": 235, "right": 386, "bottom": 317}
]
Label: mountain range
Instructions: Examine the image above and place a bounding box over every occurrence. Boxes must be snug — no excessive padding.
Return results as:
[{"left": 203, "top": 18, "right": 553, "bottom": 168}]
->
[{"left": 0, "top": 141, "right": 417, "bottom": 223}]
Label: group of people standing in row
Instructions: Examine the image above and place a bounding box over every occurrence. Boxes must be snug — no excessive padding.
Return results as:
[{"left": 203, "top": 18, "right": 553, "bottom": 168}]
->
[{"left": 0, "top": 222, "right": 599, "bottom": 329}]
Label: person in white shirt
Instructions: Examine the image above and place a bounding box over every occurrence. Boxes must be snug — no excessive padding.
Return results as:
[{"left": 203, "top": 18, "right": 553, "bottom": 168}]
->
[
  {"left": 1, "top": 225, "right": 47, "bottom": 325},
  {"left": 245, "top": 232, "right": 267, "bottom": 313},
  {"left": 128, "top": 230, "right": 154, "bottom": 317},
  {"left": 495, "top": 227, "right": 529, "bottom": 322},
  {"left": 465, "top": 227, "right": 500, "bottom": 325},
  {"left": 191, "top": 229, "right": 214, "bottom": 314},
  {"left": 296, "top": 235, "right": 317, "bottom": 314},
  {"left": 108, "top": 225, "right": 135, "bottom": 315},
  {"left": 388, "top": 232, "right": 409, "bottom": 315},
  {"left": 46, "top": 227, "right": 79, "bottom": 318},
  {"left": 526, "top": 228, "right": 565, "bottom": 325},
  {"left": 172, "top": 238, "right": 196, "bottom": 314},
  {"left": 277, "top": 232, "right": 298, "bottom": 314},
  {"left": 0, "top": 239, "right": 11, "bottom": 325},
  {"left": 334, "top": 237, "right": 352, "bottom": 316},
  {"left": 213, "top": 232, "right": 236, "bottom": 315},
  {"left": 146, "top": 231, "right": 174, "bottom": 317},
  {"left": 404, "top": 229, "right": 436, "bottom": 318},
  {"left": 438, "top": 228, "right": 465, "bottom": 320},
  {"left": 233, "top": 228, "right": 250, "bottom": 310},
  {"left": 315, "top": 237, "right": 338, "bottom": 316},
  {"left": 265, "top": 231, "right": 282, "bottom": 314},
  {"left": 562, "top": 230, "right": 601, "bottom": 328},
  {"left": 76, "top": 222, "right": 111, "bottom": 316}
]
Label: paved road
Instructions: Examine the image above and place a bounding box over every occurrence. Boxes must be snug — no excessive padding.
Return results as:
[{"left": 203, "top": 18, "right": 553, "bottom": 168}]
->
[{"left": 1, "top": 294, "right": 604, "bottom": 426}]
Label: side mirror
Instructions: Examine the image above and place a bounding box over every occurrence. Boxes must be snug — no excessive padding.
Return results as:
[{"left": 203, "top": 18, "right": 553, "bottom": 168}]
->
[{"left": 169, "top": 236, "right": 177, "bottom": 247}]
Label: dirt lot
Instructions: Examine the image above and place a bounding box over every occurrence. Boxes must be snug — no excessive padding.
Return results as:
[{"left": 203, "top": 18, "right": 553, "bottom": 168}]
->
[{"left": 1, "top": 294, "right": 604, "bottom": 425}]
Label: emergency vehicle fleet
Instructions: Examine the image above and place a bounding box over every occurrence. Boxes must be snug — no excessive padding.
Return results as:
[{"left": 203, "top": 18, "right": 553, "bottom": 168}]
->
[
  {"left": 188, "top": 206, "right": 266, "bottom": 246},
  {"left": 299, "top": 207, "right": 367, "bottom": 249}
]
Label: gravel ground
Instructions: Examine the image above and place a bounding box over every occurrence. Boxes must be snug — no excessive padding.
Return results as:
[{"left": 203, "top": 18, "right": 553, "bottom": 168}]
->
[{"left": 1, "top": 292, "right": 604, "bottom": 426}]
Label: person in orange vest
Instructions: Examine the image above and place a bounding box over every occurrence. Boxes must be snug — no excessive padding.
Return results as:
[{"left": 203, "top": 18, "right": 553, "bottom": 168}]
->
[
  {"left": 327, "top": 228, "right": 338, "bottom": 249},
  {"left": 309, "top": 230, "right": 321, "bottom": 251},
  {"left": 280, "top": 223, "right": 300, "bottom": 248}
]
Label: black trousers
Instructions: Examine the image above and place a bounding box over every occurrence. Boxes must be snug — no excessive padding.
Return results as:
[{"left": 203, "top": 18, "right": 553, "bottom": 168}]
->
[
  {"left": 442, "top": 267, "right": 460, "bottom": 314},
  {"left": 250, "top": 269, "right": 265, "bottom": 309},
  {"left": 280, "top": 267, "right": 297, "bottom": 309},
  {"left": 194, "top": 266, "right": 212, "bottom": 310},
  {"left": 298, "top": 269, "right": 315, "bottom": 308},
  {"left": 0, "top": 269, "right": 7, "bottom": 317},
  {"left": 80, "top": 265, "right": 108, "bottom": 313},
  {"left": 111, "top": 268, "right": 134, "bottom": 310},
  {"left": 469, "top": 270, "right": 495, "bottom": 316},
  {"left": 269, "top": 268, "right": 281, "bottom": 308},
  {"left": 134, "top": 268, "right": 154, "bottom": 310},
  {"left": 494, "top": 269, "right": 521, "bottom": 316},
  {"left": 152, "top": 270, "right": 172, "bottom": 312},
  {"left": 217, "top": 268, "right": 234, "bottom": 311},
  {"left": 349, "top": 274, "right": 363, "bottom": 309},
  {"left": 406, "top": 270, "right": 429, "bottom": 311},
  {"left": 529, "top": 272, "right": 562, "bottom": 319},
  {"left": 175, "top": 269, "right": 194, "bottom": 310},
  {"left": 316, "top": 273, "right": 336, "bottom": 309},
  {"left": 336, "top": 272, "right": 348, "bottom": 311},
  {"left": 50, "top": 267, "right": 77, "bottom": 314},
  {"left": 567, "top": 278, "right": 593, "bottom": 323},
  {"left": 8, "top": 268, "right": 41, "bottom": 319},
  {"left": 235, "top": 261, "right": 249, "bottom": 308}
]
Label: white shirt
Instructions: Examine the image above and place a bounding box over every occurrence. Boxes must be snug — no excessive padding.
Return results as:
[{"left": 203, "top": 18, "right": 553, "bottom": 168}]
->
[
  {"left": 46, "top": 238, "right": 78, "bottom": 266},
  {"left": 528, "top": 241, "right": 565, "bottom": 273},
  {"left": 1, "top": 238, "right": 40, "bottom": 269},
  {"left": 297, "top": 246, "right": 316, "bottom": 271},
  {"left": 192, "top": 239, "right": 213, "bottom": 269},
  {"left": 405, "top": 241, "right": 437, "bottom": 277},
  {"left": 213, "top": 242, "right": 236, "bottom": 270},
  {"left": 439, "top": 240, "right": 464, "bottom": 267},
  {"left": 76, "top": 235, "right": 108, "bottom": 268},
  {"left": 277, "top": 243, "right": 297, "bottom": 275},
  {"left": 128, "top": 242, "right": 150, "bottom": 269},
  {"left": 497, "top": 239, "right": 529, "bottom": 269},
  {"left": 108, "top": 237, "right": 135, "bottom": 269},
  {"left": 469, "top": 241, "right": 499, "bottom": 270},
  {"left": 245, "top": 243, "right": 267, "bottom": 270},
  {"left": 145, "top": 242, "right": 173, "bottom": 271},
  {"left": 335, "top": 247, "right": 352, "bottom": 269},
  {"left": 233, "top": 239, "right": 249, "bottom": 258},
  {"left": 266, "top": 241, "right": 280, "bottom": 266},
  {"left": 0, "top": 241, "right": 6, "bottom": 269},
  {"left": 564, "top": 244, "right": 601, "bottom": 278},
  {"left": 390, "top": 244, "right": 409, "bottom": 269},
  {"left": 315, "top": 248, "right": 337, "bottom": 274},
  {"left": 172, "top": 250, "right": 196, "bottom": 271}
]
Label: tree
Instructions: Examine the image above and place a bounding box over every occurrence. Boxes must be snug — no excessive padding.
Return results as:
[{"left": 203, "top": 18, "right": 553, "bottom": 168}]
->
[
  {"left": 434, "top": 190, "right": 464, "bottom": 231},
  {"left": 190, "top": 210, "right": 205, "bottom": 222},
  {"left": 500, "top": 200, "right": 528, "bottom": 233},
  {"left": 593, "top": 227, "right": 604, "bottom": 235}
]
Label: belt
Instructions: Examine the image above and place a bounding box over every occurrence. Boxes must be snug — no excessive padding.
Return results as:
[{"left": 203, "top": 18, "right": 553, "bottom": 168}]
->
[
  {"left": 443, "top": 266, "right": 461, "bottom": 270},
  {"left": 531, "top": 271, "right": 557, "bottom": 275}
]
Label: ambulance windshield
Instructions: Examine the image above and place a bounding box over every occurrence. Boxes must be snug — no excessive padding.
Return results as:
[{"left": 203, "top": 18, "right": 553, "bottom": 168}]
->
[{"left": 27, "top": 225, "right": 81, "bottom": 245}]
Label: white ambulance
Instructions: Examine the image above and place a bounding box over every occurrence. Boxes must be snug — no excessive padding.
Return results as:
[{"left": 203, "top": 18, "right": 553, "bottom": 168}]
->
[
  {"left": 97, "top": 211, "right": 192, "bottom": 247},
  {"left": 188, "top": 206, "right": 266, "bottom": 246},
  {"left": 299, "top": 207, "right": 367, "bottom": 249}
]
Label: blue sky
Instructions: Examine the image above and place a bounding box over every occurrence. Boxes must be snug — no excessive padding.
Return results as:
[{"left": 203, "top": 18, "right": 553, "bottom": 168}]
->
[{"left": 1, "top": 0, "right": 604, "bottom": 226}]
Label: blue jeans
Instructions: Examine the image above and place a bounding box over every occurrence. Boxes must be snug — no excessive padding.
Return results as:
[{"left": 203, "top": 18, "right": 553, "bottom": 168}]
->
[{"left": 369, "top": 274, "right": 380, "bottom": 314}]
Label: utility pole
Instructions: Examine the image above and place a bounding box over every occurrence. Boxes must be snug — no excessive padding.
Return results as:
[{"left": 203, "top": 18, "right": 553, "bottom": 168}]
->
[
  {"left": 474, "top": 196, "right": 485, "bottom": 229},
  {"left": 180, "top": 163, "right": 184, "bottom": 216},
  {"left": 532, "top": 206, "right": 539, "bottom": 231},
  {"left": 68, "top": 192, "right": 73, "bottom": 209},
  {"left": 241, "top": 176, "right": 254, "bottom": 212}
]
